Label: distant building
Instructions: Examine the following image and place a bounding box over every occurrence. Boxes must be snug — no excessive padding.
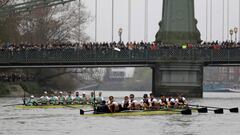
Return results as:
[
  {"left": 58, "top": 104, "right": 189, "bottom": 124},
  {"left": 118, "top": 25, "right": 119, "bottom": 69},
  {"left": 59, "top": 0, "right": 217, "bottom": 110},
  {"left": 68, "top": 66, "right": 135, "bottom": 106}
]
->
[
  {"left": 204, "top": 67, "right": 240, "bottom": 91},
  {"left": 107, "top": 68, "right": 135, "bottom": 80}
]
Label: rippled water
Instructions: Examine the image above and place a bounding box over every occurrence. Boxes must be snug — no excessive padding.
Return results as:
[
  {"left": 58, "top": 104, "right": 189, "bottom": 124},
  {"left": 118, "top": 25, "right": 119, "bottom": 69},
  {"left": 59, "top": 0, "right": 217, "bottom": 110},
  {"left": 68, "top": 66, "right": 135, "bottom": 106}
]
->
[{"left": 0, "top": 92, "right": 240, "bottom": 135}]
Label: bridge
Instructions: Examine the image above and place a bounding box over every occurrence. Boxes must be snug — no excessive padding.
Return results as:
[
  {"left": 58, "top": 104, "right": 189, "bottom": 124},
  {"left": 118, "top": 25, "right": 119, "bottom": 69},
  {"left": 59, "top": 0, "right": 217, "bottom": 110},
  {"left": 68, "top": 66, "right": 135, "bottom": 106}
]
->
[
  {"left": 0, "top": 47, "right": 240, "bottom": 97},
  {"left": 0, "top": 48, "right": 240, "bottom": 67},
  {"left": 1, "top": 0, "right": 240, "bottom": 97}
]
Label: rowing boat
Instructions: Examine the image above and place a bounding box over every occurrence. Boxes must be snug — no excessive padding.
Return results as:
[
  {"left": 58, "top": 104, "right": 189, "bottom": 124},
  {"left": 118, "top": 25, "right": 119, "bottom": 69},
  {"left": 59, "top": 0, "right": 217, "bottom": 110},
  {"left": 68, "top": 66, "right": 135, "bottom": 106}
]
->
[
  {"left": 16, "top": 104, "right": 93, "bottom": 109},
  {"left": 81, "top": 108, "right": 193, "bottom": 116}
]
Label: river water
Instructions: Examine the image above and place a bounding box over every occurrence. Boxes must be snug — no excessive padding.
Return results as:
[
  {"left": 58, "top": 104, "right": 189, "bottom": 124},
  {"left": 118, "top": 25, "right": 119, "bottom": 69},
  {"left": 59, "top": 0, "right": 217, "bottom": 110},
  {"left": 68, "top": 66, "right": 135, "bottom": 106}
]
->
[{"left": 0, "top": 92, "right": 240, "bottom": 135}]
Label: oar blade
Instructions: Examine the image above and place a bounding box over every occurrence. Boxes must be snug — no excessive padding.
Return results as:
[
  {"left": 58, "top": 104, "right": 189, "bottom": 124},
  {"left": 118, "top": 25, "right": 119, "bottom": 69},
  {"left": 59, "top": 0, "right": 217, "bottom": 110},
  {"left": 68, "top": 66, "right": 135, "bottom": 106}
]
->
[
  {"left": 197, "top": 107, "right": 208, "bottom": 113},
  {"left": 214, "top": 108, "right": 224, "bottom": 114},
  {"left": 229, "top": 108, "right": 239, "bottom": 113},
  {"left": 181, "top": 109, "right": 192, "bottom": 115},
  {"left": 80, "top": 109, "right": 85, "bottom": 115}
]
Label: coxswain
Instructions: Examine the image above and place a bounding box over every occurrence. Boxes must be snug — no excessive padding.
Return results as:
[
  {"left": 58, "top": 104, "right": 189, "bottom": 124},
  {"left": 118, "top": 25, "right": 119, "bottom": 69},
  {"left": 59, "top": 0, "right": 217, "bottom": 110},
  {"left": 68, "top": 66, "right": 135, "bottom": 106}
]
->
[
  {"left": 96, "top": 100, "right": 110, "bottom": 114},
  {"left": 65, "top": 92, "right": 73, "bottom": 104},
  {"left": 40, "top": 91, "right": 50, "bottom": 105},
  {"left": 96, "top": 92, "right": 104, "bottom": 104},
  {"left": 49, "top": 94, "right": 58, "bottom": 105},
  {"left": 26, "top": 95, "right": 38, "bottom": 106},
  {"left": 128, "top": 94, "right": 140, "bottom": 110},
  {"left": 73, "top": 91, "right": 81, "bottom": 104},
  {"left": 121, "top": 96, "right": 130, "bottom": 111},
  {"left": 140, "top": 94, "right": 150, "bottom": 110},
  {"left": 107, "top": 96, "right": 119, "bottom": 113},
  {"left": 149, "top": 93, "right": 159, "bottom": 109},
  {"left": 58, "top": 91, "right": 65, "bottom": 105}
]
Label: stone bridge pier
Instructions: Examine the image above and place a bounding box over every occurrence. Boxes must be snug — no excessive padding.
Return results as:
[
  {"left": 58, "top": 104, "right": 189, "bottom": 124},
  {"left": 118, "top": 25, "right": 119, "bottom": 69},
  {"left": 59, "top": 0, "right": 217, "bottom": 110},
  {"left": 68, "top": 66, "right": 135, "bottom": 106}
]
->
[{"left": 152, "top": 62, "right": 204, "bottom": 98}]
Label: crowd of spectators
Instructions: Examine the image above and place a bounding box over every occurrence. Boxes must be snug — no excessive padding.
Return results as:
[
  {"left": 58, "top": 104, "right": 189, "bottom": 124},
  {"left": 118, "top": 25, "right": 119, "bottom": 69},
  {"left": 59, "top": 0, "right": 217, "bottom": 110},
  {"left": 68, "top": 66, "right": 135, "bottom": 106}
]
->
[
  {"left": 0, "top": 40, "right": 240, "bottom": 52},
  {"left": 0, "top": 72, "right": 35, "bottom": 82}
]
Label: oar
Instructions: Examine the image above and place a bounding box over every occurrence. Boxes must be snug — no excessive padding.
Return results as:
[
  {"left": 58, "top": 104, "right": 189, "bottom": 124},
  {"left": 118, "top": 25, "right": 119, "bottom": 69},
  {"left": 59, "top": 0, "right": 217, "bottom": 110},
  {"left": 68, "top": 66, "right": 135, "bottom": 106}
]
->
[
  {"left": 180, "top": 108, "right": 192, "bottom": 115},
  {"left": 189, "top": 104, "right": 238, "bottom": 113},
  {"left": 80, "top": 109, "right": 94, "bottom": 115},
  {"left": 2, "top": 103, "right": 23, "bottom": 107}
]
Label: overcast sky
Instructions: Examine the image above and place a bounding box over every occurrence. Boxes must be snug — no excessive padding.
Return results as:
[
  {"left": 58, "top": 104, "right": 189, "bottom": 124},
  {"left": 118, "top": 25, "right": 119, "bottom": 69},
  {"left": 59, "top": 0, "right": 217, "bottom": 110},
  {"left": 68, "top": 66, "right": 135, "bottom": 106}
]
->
[{"left": 81, "top": 0, "right": 240, "bottom": 43}]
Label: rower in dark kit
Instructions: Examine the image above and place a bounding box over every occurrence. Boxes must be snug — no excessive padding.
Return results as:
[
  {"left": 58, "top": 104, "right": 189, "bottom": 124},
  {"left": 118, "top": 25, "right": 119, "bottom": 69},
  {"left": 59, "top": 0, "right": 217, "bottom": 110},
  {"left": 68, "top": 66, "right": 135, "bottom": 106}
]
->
[
  {"left": 140, "top": 94, "right": 150, "bottom": 110},
  {"left": 159, "top": 96, "right": 168, "bottom": 107},
  {"left": 121, "top": 96, "right": 130, "bottom": 111},
  {"left": 96, "top": 100, "right": 110, "bottom": 114}
]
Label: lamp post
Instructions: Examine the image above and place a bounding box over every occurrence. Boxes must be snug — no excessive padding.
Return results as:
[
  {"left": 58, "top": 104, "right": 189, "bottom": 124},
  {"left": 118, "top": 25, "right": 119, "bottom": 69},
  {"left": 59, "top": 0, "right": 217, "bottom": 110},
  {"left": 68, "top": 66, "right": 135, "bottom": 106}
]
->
[
  {"left": 234, "top": 27, "right": 238, "bottom": 43},
  {"left": 118, "top": 28, "right": 123, "bottom": 43},
  {"left": 230, "top": 29, "right": 234, "bottom": 42}
]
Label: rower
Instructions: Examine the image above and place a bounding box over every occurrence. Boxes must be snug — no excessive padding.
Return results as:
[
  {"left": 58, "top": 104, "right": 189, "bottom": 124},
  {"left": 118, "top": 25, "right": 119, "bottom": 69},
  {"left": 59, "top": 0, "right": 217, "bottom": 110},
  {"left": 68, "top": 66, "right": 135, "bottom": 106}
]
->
[
  {"left": 65, "top": 92, "right": 73, "bottom": 104},
  {"left": 58, "top": 91, "right": 65, "bottom": 105},
  {"left": 140, "top": 94, "right": 150, "bottom": 110},
  {"left": 26, "top": 95, "right": 38, "bottom": 106},
  {"left": 149, "top": 93, "right": 159, "bottom": 109},
  {"left": 128, "top": 94, "right": 140, "bottom": 110},
  {"left": 73, "top": 92, "right": 81, "bottom": 104},
  {"left": 96, "top": 92, "right": 104, "bottom": 104},
  {"left": 89, "top": 92, "right": 95, "bottom": 104},
  {"left": 40, "top": 91, "right": 50, "bottom": 105},
  {"left": 159, "top": 96, "right": 168, "bottom": 107},
  {"left": 168, "top": 96, "right": 176, "bottom": 108},
  {"left": 49, "top": 94, "right": 58, "bottom": 105},
  {"left": 121, "top": 96, "right": 130, "bottom": 111},
  {"left": 107, "top": 96, "right": 119, "bottom": 113},
  {"left": 176, "top": 95, "right": 188, "bottom": 107},
  {"left": 81, "top": 92, "right": 87, "bottom": 104},
  {"left": 96, "top": 100, "right": 110, "bottom": 114}
]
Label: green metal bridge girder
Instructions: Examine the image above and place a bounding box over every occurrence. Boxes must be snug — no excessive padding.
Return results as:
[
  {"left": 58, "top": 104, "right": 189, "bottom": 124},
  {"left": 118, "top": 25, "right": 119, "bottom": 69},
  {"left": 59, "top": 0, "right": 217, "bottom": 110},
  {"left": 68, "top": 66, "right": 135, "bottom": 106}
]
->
[{"left": 0, "top": 0, "right": 75, "bottom": 16}]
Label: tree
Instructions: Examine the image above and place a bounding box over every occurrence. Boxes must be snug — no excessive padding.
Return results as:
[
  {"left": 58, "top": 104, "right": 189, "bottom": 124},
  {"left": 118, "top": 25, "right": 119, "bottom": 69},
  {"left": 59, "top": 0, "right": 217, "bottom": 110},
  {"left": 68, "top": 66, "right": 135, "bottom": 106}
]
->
[{"left": 0, "top": 0, "right": 96, "bottom": 94}]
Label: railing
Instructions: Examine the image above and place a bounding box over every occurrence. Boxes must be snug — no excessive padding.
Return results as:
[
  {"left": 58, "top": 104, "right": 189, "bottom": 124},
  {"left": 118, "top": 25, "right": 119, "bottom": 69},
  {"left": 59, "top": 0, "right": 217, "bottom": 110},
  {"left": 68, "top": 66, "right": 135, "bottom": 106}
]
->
[{"left": 0, "top": 48, "right": 240, "bottom": 64}]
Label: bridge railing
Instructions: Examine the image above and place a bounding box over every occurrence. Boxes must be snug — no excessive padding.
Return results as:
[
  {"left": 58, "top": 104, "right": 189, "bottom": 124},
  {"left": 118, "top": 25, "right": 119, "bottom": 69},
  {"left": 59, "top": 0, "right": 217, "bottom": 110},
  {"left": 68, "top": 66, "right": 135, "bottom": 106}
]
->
[{"left": 0, "top": 48, "right": 239, "bottom": 64}]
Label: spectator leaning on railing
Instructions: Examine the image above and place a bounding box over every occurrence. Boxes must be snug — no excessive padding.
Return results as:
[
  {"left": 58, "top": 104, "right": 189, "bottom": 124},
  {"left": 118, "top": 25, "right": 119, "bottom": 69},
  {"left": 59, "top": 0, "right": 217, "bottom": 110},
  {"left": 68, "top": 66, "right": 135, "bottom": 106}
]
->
[{"left": 1, "top": 40, "right": 240, "bottom": 52}]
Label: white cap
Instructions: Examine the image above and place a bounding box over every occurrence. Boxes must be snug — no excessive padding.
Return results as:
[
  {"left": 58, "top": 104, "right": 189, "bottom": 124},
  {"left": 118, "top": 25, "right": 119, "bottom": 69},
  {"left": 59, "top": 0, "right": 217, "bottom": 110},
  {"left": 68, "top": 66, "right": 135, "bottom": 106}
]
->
[
  {"left": 44, "top": 91, "right": 47, "bottom": 94},
  {"left": 59, "top": 91, "right": 63, "bottom": 94},
  {"left": 30, "top": 95, "right": 34, "bottom": 98},
  {"left": 82, "top": 92, "right": 86, "bottom": 95}
]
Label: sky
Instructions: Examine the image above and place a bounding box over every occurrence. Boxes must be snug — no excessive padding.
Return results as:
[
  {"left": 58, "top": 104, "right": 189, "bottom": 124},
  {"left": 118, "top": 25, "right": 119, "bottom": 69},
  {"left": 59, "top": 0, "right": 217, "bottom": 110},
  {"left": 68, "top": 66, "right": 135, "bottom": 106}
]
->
[{"left": 81, "top": 0, "right": 240, "bottom": 43}]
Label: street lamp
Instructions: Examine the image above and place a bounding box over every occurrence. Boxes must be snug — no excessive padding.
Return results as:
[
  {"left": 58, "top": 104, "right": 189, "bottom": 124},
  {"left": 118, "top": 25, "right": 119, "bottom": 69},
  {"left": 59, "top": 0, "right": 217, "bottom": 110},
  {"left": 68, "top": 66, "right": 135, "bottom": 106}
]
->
[
  {"left": 234, "top": 27, "right": 238, "bottom": 43},
  {"left": 230, "top": 29, "right": 234, "bottom": 42},
  {"left": 118, "top": 28, "right": 123, "bottom": 43}
]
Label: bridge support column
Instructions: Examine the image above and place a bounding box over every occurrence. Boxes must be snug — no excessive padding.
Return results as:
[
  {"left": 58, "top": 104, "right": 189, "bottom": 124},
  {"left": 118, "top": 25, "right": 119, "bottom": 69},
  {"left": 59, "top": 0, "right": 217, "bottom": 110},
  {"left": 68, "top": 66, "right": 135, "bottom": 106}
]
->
[{"left": 152, "top": 63, "right": 203, "bottom": 98}]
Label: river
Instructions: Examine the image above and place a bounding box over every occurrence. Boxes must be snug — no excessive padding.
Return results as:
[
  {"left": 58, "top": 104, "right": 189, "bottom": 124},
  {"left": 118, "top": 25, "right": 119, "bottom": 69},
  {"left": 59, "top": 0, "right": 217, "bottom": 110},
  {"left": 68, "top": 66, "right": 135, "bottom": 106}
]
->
[{"left": 0, "top": 92, "right": 240, "bottom": 135}]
